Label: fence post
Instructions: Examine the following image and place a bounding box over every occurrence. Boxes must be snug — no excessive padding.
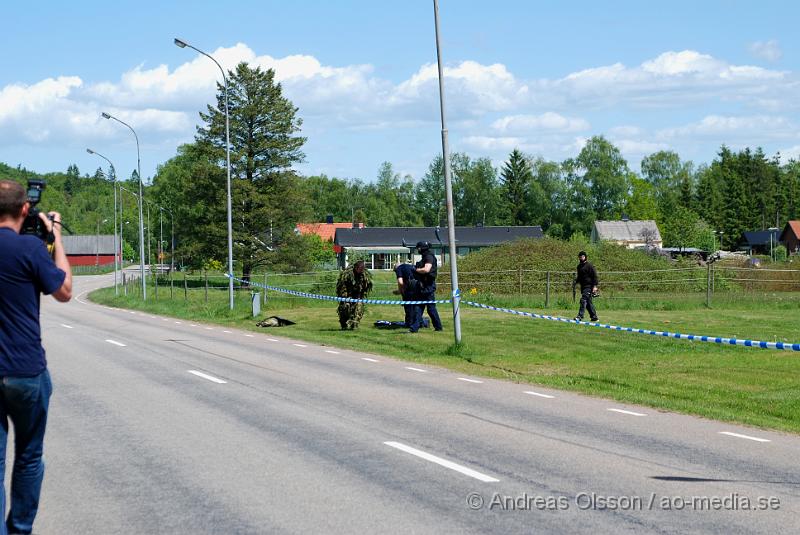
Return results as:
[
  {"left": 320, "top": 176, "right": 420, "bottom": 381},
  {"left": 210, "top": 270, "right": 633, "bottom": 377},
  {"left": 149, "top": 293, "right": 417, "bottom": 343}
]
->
[
  {"left": 263, "top": 272, "right": 268, "bottom": 306},
  {"left": 545, "top": 271, "right": 551, "bottom": 308},
  {"left": 184, "top": 272, "right": 188, "bottom": 303},
  {"left": 154, "top": 268, "right": 158, "bottom": 300},
  {"left": 204, "top": 271, "right": 208, "bottom": 304},
  {"left": 122, "top": 271, "right": 127, "bottom": 296},
  {"left": 170, "top": 269, "right": 174, "bottom": 300},
  {"left": 706, "top": 263, "right": 711, "bottom": 308},
  {"left": 518, "top": 267, "right": 523, "bottom": 295}
]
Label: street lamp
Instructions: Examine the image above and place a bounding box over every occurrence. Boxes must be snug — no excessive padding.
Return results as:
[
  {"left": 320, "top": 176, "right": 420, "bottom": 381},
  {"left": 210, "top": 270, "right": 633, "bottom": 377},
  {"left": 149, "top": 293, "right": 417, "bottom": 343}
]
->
[
  {"left": 101, "top": 112, "right": 147, "bottom": 300},
  {"left": 86, "top": 148, "right": 120, "bottom": 295},
  {"left": 174, "top": 37, "right": 234, "bottom": 310},
  {"left": 768, "top": 227, "right": 779, "bottom": 261},
  {"left": 432, "top": 0, "right": 463, "bottom": 344}
]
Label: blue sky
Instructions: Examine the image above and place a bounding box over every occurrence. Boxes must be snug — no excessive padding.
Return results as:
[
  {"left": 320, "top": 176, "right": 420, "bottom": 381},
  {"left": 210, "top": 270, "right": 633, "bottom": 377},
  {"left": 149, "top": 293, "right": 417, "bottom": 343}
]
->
[{"left": 2, "top": 1, "right": 799, "bottom": 183}]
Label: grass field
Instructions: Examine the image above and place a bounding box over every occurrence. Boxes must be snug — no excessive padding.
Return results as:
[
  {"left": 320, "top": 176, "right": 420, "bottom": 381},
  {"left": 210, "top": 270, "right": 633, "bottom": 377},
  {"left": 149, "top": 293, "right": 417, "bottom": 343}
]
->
[{"left": 91, "top": 272, "right": 800, "bottom": 434}]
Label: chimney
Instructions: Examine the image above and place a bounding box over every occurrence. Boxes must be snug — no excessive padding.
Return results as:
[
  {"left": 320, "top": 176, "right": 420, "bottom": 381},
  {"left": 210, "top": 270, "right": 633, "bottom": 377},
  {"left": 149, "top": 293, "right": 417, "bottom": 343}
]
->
[{"left": 325, "top": 214, "right": 334, "bottom": 224}]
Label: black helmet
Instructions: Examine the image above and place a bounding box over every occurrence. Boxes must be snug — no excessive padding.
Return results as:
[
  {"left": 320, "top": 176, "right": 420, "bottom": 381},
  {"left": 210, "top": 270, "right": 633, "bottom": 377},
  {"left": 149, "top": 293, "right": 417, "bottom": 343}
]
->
[
  {"left": 416, "top": 241, "right": 431, "bottom": 251},
  {"left": 578, "top": 250, "right": 587, "bottom": 258}
]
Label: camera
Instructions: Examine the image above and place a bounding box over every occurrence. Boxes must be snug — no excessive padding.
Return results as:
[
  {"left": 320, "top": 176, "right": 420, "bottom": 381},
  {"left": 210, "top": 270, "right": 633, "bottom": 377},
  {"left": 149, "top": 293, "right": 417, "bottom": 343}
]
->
[{"left": 20, "top": 179, "right": 54, "bottom": 243}]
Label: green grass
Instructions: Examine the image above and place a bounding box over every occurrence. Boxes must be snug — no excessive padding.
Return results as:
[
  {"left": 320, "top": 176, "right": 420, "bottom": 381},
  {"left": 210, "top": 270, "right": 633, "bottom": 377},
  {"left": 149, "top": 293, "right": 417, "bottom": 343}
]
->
[{"left": 91, "top": 276, "right": 800, "bottom": 435}]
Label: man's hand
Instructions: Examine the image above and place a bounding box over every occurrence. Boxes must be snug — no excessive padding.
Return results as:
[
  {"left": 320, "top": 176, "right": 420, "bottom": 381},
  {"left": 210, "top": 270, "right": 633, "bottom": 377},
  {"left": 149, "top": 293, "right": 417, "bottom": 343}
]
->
[{"left": 38, "top": 211, "right": 62, "bottom": 237}]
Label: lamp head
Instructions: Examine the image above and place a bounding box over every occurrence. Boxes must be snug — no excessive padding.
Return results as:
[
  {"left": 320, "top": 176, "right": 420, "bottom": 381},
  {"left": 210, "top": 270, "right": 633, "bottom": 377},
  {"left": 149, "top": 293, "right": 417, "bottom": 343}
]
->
[
  {"left": 86, "top": 148, "right": 94, "bottom": 154},
  {"left": 101, "top": 112, "right": 111, "bottom": 119},
  {"left": 174, "top": 38, "right": 188, "bottom": 48}
]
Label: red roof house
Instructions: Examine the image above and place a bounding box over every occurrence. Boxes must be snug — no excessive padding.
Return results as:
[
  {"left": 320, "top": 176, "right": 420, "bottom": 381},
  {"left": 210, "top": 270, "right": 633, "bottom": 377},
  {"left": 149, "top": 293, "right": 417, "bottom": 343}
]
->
[
  {"left": 295, "top": 221, "right": 364, "bottom": 253},
  {"left": 780, "top": 221, "right": 800, "bottom": 254}
]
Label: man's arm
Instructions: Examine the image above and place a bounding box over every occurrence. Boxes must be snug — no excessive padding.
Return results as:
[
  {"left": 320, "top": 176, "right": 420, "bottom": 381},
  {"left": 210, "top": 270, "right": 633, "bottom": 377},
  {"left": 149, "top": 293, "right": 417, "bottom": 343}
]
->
[
  {"left": 590, "top": 264, "right": 599, "bottom": 292},
  {"left": 415, "top": 263, "right": 432, "bottom": 274},
  {"left": 43, "top": 212, "right": 72, "bottom": 302}
]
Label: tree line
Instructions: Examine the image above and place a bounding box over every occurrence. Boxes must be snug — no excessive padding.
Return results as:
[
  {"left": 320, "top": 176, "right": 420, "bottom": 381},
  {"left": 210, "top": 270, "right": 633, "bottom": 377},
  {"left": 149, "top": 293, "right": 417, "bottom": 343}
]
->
[{"left": 4, "top": 60, "right": 799, "bottom": 273}]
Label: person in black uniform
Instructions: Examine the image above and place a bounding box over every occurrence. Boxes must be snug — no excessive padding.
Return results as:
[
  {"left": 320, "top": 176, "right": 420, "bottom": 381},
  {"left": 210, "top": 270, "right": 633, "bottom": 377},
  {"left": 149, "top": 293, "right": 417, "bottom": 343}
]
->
[
  {"left": 394, "top": 262, "right": 419, "bottom": 328},
  {"left": 410, "top": 241, "right": 443, "bottom": 332},
  {"left": 574, "top": 250, "right": 599, "bottom": 322}
]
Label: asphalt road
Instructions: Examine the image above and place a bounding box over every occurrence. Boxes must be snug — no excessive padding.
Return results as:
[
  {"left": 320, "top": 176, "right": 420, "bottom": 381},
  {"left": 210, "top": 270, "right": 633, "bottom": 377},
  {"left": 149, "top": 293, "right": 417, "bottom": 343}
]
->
[{"left": 26, "top": 273, "right": 799, "bottom": 534}]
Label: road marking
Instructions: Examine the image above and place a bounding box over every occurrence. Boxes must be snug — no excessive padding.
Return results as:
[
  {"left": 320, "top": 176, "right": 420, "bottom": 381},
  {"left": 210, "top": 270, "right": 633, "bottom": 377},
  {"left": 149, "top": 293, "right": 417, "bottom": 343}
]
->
[
  {"left": 105, "top": 339, "right": 126, "bottom": 347},
  {"left": 129, "top": 311, "right": 136, "bottom": 315},
  {"left": 458, "top": 378, "right": 483, "bottom": 384},
  {"left": 362, "top": 357, "right": 379, "bottom": 362},
  {"left": 245, "top": 334, "right": 254, "bottom": 338},
  {"left": 384, "top": 441, "right": 499, "bottom": 483},
  {"left": 205, "top": 327, "right": 213, "bottom": 330},
  {"left": 190, "top": 324, "right": 198, "bottom": 327},
  {"left": 325, "top": 350, "right": 341, "bottom": 354},
  {"left": 719, "top": 431, "right": 770, "bottom": 443},
  {"left": 524, "top": 391, "right": 555, "bottom": 399},
  {"left": 223, "top": 330, "right": 232, "bottom": 333},
  {"left": 149, "top": 316, "right": 157, "bottom": 319},
  {"left": 267, "top": 338, "right": 279, "bottom": 342},
  {"left": 161, "top": 318, "right": 169, "bottom": 322},
  {"left": 60, "top": 324, "right": 73, "bottom": 329},
  {"left": 608, "top": 408, "right": 647, "bottom": 417},
  {"left": 188, "top": 370, "right": 227, "bottom": 384},
  {"left": 175, "top": 321, "right": 182, "bottom": 325},
  {"left": 406, "top": 367, "right": 427, "bottom": 373},
  {"left": 293, "top": 343, "right": 308, "bottom": 348}
]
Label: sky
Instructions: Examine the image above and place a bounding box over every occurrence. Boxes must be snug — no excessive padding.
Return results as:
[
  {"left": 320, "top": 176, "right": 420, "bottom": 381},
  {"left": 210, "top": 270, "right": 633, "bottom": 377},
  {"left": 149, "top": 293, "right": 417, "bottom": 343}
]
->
[{"left": 2, "top": 0, "right": 800, "bottom": 184}]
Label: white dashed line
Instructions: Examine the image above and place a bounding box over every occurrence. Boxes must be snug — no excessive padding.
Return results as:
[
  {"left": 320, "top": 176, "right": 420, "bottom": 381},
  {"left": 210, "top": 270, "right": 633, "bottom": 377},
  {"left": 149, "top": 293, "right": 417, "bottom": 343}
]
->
[
  {"left": 105, "top": 339, "right": 126, "bottom": 347},
  {"left": 175, "top": 322, "right": 182, "bottom": 325},
  {"left": 458, "top": 378, "right": 483, "bottom": 384},
  {"left": 223, "top": 330, "right": 232, "bottom": 333},
  {"left": 293, "top": 343, "right": 307, "bottom": 348},
  {"left": 362, "top": 357, "right": 379, "bottom": 362},
  {"left": 406, "top": 367, "right": 427, "bottom": 373},
  {"left": 245, "top": 334, "right": 254, "bottom": 338},
  {"left": 524, "top": 391, "right": 555, "bottom": 399},
  {"left": 719, "top": 431, "right": 770, "bottom": 443},
  {"left": 384, "top": 441, "right": 499, "bottom": 483},
  {"left": 205, "top": 327, "right": 214, "bottom": 330},
  {"left": 267, "top": 338, "right": 279, "bottom": 342},
  {"left": 161, "top": 318, "right": 169, "bottom": 322},
  {"left": 149, "top": 316, "right": 157, "bottom": 319},
  {"left": 60, "top": 324, "right": 73, "bottom": 329},
  {"left": 607, "top": 408, "right": 646, "bottom": 417},
  {"left": 188, "top": 370, "right": 227, "bottom": 384},
  {"left": 325, "top": 350, "right": 341, "bottom": 354},
  {"left": 190, "top": 324, "right": 198, "bottom": 327}
]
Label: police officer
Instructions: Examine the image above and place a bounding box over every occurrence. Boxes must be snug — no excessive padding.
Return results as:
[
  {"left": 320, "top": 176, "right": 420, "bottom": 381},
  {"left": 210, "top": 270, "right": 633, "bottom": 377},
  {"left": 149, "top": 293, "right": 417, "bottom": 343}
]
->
[
  {"left": 394, "top": 262, "right": 419, "bottom": 328},
  {"left": 574, "top": 250, "right": 599, "bottom": 322},
  {"left": 410, "top": 241, "right": 443, "bottom": 332}
]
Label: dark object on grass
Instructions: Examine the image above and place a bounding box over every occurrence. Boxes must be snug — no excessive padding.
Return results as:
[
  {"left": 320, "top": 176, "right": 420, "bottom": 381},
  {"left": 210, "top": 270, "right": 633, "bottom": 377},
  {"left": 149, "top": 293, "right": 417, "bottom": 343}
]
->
[
  {"left": 256, "top": 316, "right": 296, "bottom": 327},
  {"left": 374, "top": 318, "right": 429, "bottom": 329}
]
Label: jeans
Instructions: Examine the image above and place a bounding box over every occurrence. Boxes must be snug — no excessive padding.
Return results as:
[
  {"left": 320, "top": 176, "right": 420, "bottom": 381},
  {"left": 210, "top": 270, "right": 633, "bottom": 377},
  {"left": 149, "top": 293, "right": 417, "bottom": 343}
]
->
[{"left": 0, "top": 370, "right": 52, "bottom": 535}]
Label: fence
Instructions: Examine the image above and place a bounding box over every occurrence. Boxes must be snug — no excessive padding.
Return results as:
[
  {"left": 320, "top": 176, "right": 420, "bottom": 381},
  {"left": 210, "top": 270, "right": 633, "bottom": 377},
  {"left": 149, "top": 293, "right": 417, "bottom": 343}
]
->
[{"left": 114, "top": 263, "right": 800, "bottom": 309}]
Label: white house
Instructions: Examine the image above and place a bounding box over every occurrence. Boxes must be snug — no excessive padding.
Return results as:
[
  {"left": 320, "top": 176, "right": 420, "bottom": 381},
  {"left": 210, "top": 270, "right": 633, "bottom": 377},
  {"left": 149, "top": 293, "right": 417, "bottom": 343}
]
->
[{"left": 591, "top": 220, "right": 663, "bottom": 249}]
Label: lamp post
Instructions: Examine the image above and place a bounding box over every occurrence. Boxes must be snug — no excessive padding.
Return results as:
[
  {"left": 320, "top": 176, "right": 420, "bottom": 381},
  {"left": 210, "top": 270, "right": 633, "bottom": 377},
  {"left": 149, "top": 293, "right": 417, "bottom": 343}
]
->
[
  {"left": 768, "top": 227, "right": 779, "bottom": 261},
  {"left": 86, "top": 148, "right": 119, "bottom": 295},
  {"left": 174, "top": 37, "right": 234, "bottom": 310},
  {"left": 432, "top": 0, "right": 462, "bottom": 344},
  {"left": 101, "top": 112, "right": 147, "bottom": 299}
]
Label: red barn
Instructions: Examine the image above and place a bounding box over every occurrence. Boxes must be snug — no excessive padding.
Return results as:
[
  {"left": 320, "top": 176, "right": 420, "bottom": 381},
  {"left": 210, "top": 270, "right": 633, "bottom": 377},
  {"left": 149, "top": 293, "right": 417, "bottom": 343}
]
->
[{"left": 62, "top": 235, "right": 118, "bottom": 266}]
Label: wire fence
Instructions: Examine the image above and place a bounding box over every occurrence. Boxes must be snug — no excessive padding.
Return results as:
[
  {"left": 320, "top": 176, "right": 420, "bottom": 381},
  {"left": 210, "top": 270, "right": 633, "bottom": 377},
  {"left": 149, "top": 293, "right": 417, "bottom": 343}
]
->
[{"left": 114, "top": 263, "right": 800, "bottom": 310}]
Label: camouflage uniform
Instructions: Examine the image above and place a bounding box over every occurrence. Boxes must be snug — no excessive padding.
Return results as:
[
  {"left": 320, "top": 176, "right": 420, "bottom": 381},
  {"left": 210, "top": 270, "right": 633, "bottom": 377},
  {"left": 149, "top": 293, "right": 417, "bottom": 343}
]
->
[{"left": 336, "top": 263, "right": 373, "bottom": 330}]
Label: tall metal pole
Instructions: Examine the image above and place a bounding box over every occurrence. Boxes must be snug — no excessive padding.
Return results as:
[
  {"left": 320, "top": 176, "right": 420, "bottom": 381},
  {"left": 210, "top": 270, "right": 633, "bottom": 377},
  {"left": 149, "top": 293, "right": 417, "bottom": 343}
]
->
[
  {"left": 102, "top": 112, "right": 147, "bottom": 299},
  {"left": 175, "top": 38, "right": 234, "bottom": 310},
  {"left": 86, "top": 148, "right": 119, "bottom": 295},
  {"left": 433, "top": 0, "right": 462, "bottom": 344}
]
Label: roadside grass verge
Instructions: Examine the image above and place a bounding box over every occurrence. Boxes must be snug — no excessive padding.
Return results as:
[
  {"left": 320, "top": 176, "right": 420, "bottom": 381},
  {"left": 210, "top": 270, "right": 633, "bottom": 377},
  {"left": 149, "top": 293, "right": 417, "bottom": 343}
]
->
[{"left": 90, "top": 281, "right": 800, "bottom": 434}]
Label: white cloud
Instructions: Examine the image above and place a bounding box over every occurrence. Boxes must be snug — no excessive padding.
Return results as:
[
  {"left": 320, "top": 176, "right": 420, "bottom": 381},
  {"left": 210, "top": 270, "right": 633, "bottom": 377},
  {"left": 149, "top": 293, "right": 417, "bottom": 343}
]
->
[
  {"left": 657, "top": 115, "right": 796, "bottom": 140},
  {"left": 779, "top": 145, "right": 800, "bottom": 162},
  {"left": 491, "top": 112, "right": 589, "bottom": 133},
  {"left": 749, "top": 40, "right": 782, "bottom": 62}
]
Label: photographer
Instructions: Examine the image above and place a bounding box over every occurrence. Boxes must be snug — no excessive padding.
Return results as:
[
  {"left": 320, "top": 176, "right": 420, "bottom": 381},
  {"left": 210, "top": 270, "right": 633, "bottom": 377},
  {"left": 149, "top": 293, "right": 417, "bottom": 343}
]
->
[{"left": 0, "top": 180, "right": 71, "bottom": 534}]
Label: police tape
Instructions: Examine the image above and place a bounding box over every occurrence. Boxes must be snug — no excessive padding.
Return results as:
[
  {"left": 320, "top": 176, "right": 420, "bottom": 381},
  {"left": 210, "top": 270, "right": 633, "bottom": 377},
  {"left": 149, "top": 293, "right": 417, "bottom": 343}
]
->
[
  {"left": 225, "top": 274, "right": 799, "bottom": 351},
  {"left": 224, "top": 274, "right": 450, "bottom": 305},
  {"left": 461, "top": 300, "right": 800, "bottom": 351}
]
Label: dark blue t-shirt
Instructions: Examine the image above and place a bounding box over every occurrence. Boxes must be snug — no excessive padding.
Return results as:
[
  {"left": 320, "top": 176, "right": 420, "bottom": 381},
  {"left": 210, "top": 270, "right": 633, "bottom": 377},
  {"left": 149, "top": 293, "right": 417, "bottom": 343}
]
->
[
  {"left": 394, "top": 263, "right": 418, "bottom": 298},
  {"left": 0, "top": 227, "right": 65, "bottom": 376}
]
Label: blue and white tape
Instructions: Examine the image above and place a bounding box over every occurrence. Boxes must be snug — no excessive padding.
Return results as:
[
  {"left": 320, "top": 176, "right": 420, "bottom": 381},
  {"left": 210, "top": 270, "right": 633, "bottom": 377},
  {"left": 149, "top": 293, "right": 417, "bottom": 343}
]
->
[
  {"left": 461, "top": 300, "right": 800, "bottom": 352},
  {"left": 225, "top": 274, "right": 450, "bottom": 305}
]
